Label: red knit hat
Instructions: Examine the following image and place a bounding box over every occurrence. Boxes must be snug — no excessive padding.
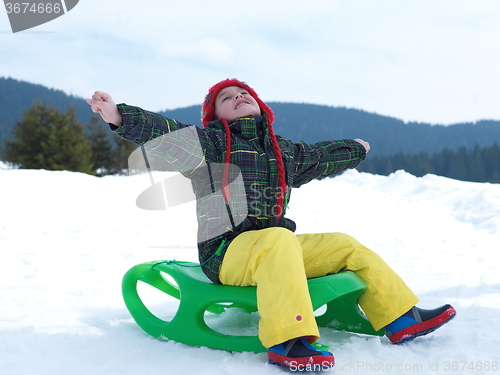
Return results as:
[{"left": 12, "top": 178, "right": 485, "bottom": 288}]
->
[
  {"left": 201, "top": 79, "right": 286, "bottom": 220},
  {"left": 201, "top": 78, "right": 275, "bottom": 127}
]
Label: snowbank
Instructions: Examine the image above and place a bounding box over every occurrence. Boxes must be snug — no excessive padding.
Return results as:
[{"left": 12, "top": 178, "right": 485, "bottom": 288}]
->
[{"left": 1, "top": 168, "right": 499, "bottom": 374}]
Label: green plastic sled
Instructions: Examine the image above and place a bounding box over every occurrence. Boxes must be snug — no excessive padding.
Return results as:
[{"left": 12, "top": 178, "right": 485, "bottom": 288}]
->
[{"left": 122, "top": 260, "right": 384, "bottom": 353}]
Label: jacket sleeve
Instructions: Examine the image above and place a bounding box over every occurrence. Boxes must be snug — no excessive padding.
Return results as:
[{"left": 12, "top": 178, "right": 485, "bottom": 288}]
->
[
  {"left": 112, "top": 104, "right": 218, "bottom": 172},
  {"left": 291, "top": 139, "right": 366, "bottom": 188},
  {"left": 113, "top": 104, "right": 187, "bottom": 145}
]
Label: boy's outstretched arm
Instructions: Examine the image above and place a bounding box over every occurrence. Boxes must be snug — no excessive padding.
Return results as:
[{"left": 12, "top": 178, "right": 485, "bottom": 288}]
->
[
  {"left": 86, "top": 91, "right": 122, "bottom": 126},
  {"left": 289, "top": 136, "right": 369, "bottom": 188}
]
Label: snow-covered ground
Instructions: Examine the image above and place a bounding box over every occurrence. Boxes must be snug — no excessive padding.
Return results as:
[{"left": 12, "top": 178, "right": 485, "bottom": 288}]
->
[{"left": 1, "top": 164, "right": 499, "bottom": 374}]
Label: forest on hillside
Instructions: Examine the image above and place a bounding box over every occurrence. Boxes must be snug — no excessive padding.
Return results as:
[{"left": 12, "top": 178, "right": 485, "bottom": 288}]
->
[
  {"left": 3, "top": 76, "right": 500, "bottom": 157},
  {"left": 357, "top": 143, "right": 500, "bottom": 183},
  {"left": 1, "top": 77, "right": 500, "bottom": 183}
]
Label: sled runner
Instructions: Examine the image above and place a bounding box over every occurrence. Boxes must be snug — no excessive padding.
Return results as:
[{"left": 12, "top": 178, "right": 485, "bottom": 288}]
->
[{"left": 122, "top": 260, "right": 384, "bottom": 353}]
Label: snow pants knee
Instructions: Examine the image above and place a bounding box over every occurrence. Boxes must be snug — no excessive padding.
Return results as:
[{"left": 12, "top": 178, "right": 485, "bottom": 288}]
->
[{"left": 218, "top": 227, "right": 419, "bottom": 348}]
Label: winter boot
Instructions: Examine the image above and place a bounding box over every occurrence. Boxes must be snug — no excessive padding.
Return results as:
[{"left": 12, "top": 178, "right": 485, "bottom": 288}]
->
[
  {"left": 268, "top": 336, "right": 335, "bottom": 370},
  {"left": 385, "top": 304, "right": 456, "bottom": 344}
]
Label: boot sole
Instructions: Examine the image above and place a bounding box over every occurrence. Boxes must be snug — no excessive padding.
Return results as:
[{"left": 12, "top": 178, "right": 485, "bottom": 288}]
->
[
  {"left": 268, "top": 351, "right": 335, "bottom": 370},
  {"left": 390, "top": 305, "right": 456, "bottom": 344}
]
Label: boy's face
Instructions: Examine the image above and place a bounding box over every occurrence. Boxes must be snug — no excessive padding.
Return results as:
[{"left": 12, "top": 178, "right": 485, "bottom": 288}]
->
[{"left": 214, "top": 86, "right": 261, "bottom": 122}]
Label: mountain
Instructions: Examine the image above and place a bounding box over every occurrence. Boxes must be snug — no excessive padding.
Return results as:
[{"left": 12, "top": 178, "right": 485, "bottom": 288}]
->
[
  {"left": 2, "top": 77, "right": 500, "bottom": 157},
  {"left": 160, "top": 103, "right": 500, "bottom": 156}
]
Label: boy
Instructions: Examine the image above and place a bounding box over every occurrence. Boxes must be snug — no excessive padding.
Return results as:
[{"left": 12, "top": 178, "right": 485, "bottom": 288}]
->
[{"left": 87, "top": 79, "right": 455, "bottom": 370}]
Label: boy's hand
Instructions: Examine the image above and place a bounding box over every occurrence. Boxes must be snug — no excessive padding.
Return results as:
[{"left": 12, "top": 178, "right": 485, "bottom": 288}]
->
[
  {"left": 354, "top": 138, "right": 370, "bottom": 153},
  {"left": 86, "top": 91, "right": 122, "bottom": 126}
]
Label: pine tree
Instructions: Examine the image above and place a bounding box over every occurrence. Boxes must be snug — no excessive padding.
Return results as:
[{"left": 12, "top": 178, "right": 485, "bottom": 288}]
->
[
  {"left": 1, "top": 102, "right": 94, "bottom": 174},
  {"left": 379, "top": 155, "right": 395, "bottom": 175},
  {"left": 469, "top": 144, "right": 486, "bottom": 182},
  {"left": 432, "top": 148, "right": 453, "bottom": 177},
  {"left": 448, "top": 147, "right": 468, "bottom": 181},
  {"left": 414, "top": 152, "right": 434, "bottom": 176},
  {"left": 85, "top": 116, "right": 114, "bottom": 176},
  {"left": 483, "top": 142, "right": 500, "bottom": 183},
  {"left": 111, "top": 135, "right": 137, "bottom": 174}
]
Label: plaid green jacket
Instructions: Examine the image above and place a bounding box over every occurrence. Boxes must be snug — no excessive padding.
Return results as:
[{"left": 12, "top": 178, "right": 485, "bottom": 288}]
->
[{"left": 114, "top": 104, "right": 366, "bottom": 283}]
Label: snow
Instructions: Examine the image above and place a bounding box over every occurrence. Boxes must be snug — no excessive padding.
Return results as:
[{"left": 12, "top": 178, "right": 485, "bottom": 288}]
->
[{"left": 1, "top": 165, "right": 500, "bottom": 374}]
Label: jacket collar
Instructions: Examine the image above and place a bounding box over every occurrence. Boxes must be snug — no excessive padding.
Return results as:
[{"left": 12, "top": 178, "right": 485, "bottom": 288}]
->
[{"left": 206, "top": 114, "right": 269, "bottom": 140}]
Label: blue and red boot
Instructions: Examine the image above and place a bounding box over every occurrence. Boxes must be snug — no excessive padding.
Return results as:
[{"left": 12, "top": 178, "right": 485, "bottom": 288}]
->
[
  {"left": 385, "top": 304, "right": 456, "bottom": 344},
  {"left": 268, "top": 336, "right": 335, "bottom": 370}
]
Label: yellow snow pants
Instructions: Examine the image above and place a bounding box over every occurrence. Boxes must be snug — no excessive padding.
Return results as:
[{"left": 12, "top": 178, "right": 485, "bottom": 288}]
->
[{"left": 219, "top": 227, "right": 419, "bottom": 348}]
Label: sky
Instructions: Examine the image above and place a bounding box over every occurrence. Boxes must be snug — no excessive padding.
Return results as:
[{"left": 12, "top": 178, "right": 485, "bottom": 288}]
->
[{"left": 1, "top": 0, "right": 500, "bottom": 125}]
